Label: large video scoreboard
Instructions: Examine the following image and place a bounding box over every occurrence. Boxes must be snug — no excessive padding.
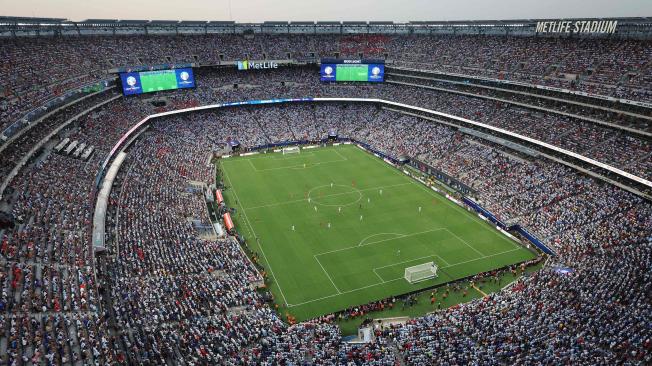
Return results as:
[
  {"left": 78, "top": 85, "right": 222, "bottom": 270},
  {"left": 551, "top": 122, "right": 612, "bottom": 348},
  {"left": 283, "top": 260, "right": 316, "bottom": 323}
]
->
[
  {"left": 320, "top": 59, "right": 385, "bottom": 82},
  {"left": 119, "top": 68, "right": 196, "bottom": 96}
]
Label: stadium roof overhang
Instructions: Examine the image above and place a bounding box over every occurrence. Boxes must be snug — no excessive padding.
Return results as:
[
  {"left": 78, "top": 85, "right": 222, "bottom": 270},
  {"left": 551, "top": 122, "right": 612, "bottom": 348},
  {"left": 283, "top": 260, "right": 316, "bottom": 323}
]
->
[{"left": 2, "top": 16, "right": 652, "bottom": 38}]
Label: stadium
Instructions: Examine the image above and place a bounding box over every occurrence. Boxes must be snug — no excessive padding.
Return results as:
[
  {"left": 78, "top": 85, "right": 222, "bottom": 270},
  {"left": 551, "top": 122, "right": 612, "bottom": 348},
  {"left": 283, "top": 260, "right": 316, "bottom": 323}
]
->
[{"left": 0, "top": 1, "right": 651, "bottom": 364}]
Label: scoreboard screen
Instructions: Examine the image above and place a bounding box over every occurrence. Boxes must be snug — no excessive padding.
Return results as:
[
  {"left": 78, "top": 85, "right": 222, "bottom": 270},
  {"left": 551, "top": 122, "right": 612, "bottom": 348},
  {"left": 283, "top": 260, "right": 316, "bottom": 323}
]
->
[
  {"left": 119, "top": 68, "right": 195, "bottom": 96},
  {"left": 320, "top": 59, "right": 384, "bottom": 82}
]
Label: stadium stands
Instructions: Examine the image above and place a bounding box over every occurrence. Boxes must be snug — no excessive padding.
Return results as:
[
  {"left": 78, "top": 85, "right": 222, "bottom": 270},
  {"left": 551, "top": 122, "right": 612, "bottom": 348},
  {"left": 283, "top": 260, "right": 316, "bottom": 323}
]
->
[
  {"left": 0, "top": 19, "right": 651, "bottom": 365},
  {"left": 3, "top": 33, "right": 652, "bottom": 132}
]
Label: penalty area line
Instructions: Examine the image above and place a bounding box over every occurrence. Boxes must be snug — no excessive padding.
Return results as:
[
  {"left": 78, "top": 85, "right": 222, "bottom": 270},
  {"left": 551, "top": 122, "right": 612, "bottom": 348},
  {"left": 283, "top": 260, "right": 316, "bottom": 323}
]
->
[
  {"left": 314, "top": 255, "right": 342, "bottom": 294},
  {"left": 287, "top": 247, "right": 523, "bottom": 308},
  {"left": 315, "top": 227, "right": 447, "bottom": 257}
]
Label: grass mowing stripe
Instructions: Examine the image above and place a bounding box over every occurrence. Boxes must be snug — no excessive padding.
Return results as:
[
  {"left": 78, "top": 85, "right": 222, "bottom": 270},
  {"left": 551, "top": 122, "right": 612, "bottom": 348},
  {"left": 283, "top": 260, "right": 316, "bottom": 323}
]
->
[
  {"left": 221, "top": 161, "right": 291, "bottom": 306},
  {"left": 244, "top": 182, "right": 411, "bottom": 210},
  {"left": 219, "top": 145, "right": 536, "bottom": 320}
]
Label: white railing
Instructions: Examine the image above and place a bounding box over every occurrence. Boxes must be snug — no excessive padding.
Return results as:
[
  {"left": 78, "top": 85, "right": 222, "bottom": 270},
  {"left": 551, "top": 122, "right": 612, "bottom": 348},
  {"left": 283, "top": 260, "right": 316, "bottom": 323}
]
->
[{"left": 98, "top": 97, "right": 652, "bottom": 190}]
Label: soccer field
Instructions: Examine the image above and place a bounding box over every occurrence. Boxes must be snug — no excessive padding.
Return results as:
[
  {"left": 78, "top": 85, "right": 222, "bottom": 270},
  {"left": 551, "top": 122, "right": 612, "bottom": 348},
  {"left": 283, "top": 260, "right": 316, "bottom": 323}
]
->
[{"left": 219, "top": 144, "right": 536, "bottom": 321}]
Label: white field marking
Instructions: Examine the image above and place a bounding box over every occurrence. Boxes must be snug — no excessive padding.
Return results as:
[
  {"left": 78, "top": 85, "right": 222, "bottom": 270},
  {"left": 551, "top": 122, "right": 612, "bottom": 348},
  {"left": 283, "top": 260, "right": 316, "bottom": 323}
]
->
[
  {"left": 250, "top": 157, "right": 347, "bottom": 172},
  {"left": 221, "top": 146, "right": 352, "bottom": 162},
  {"left": 388, "top": 248, "right": 524, "bottom": 282},
  {"left": 292, "top": 150, "right": 347, "bottom": 168},
  {"left": 314, "top": 255, "right": 342, "bottom": 294},
  {"left": 356, "top": 149, "right": 495, "bottom": 239},
  {"left": 373, "top": 254, "right": 445, "bottom": 271},
  {"left": 287, "top": 277, "right": 406, "bottom": 307},
  {"left": 358, "top": 232, "right": 403, "bottom": 246},
  {"left": 245, "top": 149, "right": 347, "bottom": 172},
  {"left": 443, "top": 228, "right": 487, "bottom": 257},
  {"left": 436, "top": 254, "right": 452, "bottom": 266},
  {"left": 405, "top": 178, "right": 523, "bottom": 250},
  {"left": 315, "top": 227, "right": 447, "bottom": 257},
  {"left": 374, "top": 254, "right": 441, "bottom": 270},
  {"left": 221, "top": 151, "right": 306, "bottom": 162},
  {"left": 372, "top": 268, "right": 386, "bottom": 283},
  {"left": 371, "top": 254, "right": 451, "bottom": 283},
  {"left": 221, "top": 162, "right": 291, "bottom": 306},
  {"left": 247, "top": 159, "right": 258, "bottom": 172},
  {"left": 332, "top": 148, "right": 348, "bottom": 161},
  {"left": 357, "top": 149, "right": 509, "bottom": 253},
  {"left": 286, "top": 247, "right": 524, "bottom": 308},
  {"left": 307, "top": 184, "right": 362, "bottom": 207},
  {"left": 271, "top": 152, "right": 316, "bottom": 160},
  {"left": 243, "top": 182, "right": 410, "bottom": 210}
]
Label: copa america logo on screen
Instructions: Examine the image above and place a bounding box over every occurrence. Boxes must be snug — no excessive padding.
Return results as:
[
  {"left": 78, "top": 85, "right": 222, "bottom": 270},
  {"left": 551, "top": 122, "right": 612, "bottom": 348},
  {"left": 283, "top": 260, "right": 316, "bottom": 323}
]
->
[
  {"left": 371, "top": 66, "right": 381, "bottom": 76},
  {"left": 179, "top": 71, "right": 192, "bottom": 84},
  {"left": 324, "top": 66, "right": 333, "bottom": 75},
  {"left": 126, "top": 76, "right": 137, "bottom": 87}
]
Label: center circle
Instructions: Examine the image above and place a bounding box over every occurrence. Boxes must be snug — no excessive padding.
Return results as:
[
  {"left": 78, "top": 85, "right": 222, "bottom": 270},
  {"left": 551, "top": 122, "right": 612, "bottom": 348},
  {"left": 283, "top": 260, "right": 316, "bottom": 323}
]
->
[{"left": 307, "top": 184, "right": 363, "bottom": 207}]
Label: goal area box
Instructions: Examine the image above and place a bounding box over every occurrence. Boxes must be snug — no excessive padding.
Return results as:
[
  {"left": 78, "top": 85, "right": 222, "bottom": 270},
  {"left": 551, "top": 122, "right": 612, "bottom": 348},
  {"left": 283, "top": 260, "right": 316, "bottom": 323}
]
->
[{"left": 404, "top": 262, "right": 438, "bottom": 284}]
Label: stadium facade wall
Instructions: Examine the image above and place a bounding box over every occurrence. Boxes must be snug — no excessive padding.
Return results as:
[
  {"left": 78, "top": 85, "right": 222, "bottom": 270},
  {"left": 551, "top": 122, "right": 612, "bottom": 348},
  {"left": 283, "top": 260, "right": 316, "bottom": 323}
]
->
[{"left": 4, "top": 17, "right": 652, "bottom": 39}]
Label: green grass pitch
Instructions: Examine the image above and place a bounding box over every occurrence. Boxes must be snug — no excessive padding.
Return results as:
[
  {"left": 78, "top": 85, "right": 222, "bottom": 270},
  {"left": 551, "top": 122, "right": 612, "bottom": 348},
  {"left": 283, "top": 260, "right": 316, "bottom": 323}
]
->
[
  {"left": 219, "top": 144, "right": 536, "bottom": 321},
  {"left": 140, "top": 71, "right": 178, "bottom": 93}
]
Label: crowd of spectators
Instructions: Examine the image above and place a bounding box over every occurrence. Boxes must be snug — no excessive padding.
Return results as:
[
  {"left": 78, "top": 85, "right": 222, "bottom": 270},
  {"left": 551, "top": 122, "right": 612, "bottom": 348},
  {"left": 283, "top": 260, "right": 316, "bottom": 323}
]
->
[
  {"left": 3, "top": 58, "right": 651, "bottom": 190},
  {"left": 1, "top": 45, "right": 651, "bottom": 363},
  {"left": 49, "top": 102, "right": 645, "bottom": 364},
  {"left": 4, "top": 33, "right": 652, "bottom": 133},
  {"left": 162, "top": 67, "right": 652, "bottom": 180}
]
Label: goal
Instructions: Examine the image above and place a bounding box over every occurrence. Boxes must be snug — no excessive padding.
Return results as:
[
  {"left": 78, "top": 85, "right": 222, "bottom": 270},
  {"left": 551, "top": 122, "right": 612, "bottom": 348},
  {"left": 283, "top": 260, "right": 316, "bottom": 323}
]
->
[
  {"left": 282, "top": 146, "right": 300, "bottom": 155},
  {"left": 404, "top": 262, "right": 438, "bottom": 284}
]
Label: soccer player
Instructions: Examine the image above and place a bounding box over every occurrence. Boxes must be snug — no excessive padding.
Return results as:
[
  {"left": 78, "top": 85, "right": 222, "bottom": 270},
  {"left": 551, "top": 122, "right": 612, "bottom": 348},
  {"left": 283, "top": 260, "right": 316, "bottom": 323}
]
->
[
  {"left": 314, "top": 206, "right": 318, "bottom": 212},
  {"left": 291, "top": 225, "right": 295, "bottom": 231},
  {"left": 418, "top": 206, "right": 422, "bottom": 213},
  {"left": 379, "top": 189, "right": 383, "bottom": 195},
  {"left": 397, "top": 249, "right": 401, "bottom": 256},
  {"left": 338, "top": 207, "right": 342, "bottom": 213},
  {"left": 360, "top": 215, "right": 363, "bottom": 221}
]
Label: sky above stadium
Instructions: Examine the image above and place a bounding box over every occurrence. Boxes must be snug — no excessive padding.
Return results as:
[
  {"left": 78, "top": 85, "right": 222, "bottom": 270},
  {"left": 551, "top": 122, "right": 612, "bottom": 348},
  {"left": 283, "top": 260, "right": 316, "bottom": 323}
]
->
[{"left": 1, "top": 0, "right": 651, "bottom": 22}]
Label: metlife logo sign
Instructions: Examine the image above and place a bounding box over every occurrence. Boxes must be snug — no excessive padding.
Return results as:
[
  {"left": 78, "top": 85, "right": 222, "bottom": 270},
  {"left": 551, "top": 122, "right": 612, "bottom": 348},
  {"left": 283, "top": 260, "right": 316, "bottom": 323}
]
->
[{"left": 236, "top": 60, "right": 279, "bottom": 70}]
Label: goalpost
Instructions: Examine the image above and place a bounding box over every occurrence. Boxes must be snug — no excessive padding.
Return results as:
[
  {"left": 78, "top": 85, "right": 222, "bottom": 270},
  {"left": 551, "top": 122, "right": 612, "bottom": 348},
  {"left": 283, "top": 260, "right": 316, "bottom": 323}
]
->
[
  {"left": 404, "top": 262, "right": 438, "bottom": 284},
  {"left": 282, "top": 146, "right": 301, "bottom": 155}
]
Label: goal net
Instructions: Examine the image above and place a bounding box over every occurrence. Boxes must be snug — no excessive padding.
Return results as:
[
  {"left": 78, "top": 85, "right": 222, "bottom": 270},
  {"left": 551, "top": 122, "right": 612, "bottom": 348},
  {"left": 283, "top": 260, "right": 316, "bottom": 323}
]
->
[
  {"left": 404, "top": 262, "right": 438, "bottom": 284},
  {"left": 282, "top": 146, "right": 300, "bottom": 155}
]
